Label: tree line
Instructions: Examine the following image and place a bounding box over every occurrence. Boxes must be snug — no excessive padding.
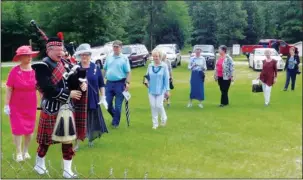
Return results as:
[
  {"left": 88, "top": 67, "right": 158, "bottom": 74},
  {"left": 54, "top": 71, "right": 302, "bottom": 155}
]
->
[{"left": 2, "top": 1, "right": 302, "bottom": 61}]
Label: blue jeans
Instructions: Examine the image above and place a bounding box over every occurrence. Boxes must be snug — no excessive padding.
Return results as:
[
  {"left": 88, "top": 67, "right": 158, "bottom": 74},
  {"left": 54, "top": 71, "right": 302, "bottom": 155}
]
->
[
  {"left": 106, "top": 80, "right": 125, "bottom": 126},
  {"left": 284, "top": 69, "right": 297, "bottom": 90}
]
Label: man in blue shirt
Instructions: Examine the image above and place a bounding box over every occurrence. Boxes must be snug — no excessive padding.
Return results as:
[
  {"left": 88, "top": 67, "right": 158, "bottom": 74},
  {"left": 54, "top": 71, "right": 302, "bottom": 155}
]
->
[{"left": 104, "top": 40, "right": 131, "bottom": 128}]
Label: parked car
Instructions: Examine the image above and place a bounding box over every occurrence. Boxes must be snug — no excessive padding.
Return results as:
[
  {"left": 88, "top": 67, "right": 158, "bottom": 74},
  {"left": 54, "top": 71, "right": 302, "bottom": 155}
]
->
[
  {"left": 154, "top": 44, "right": 181, "bottom": 67},
  {"left": 242, "top": 39, "right": 298, "bottom": 59},
  {"left": 90, "top": 46, "right": 108, "bottom": 69},
  {"left": 152, "top": 46, "right": 180, "bottom": 68},
  {"left": 248, "top": 48, "right": 285, "bottom": 71},
  {"left": 189, "top": 45, "right": 216, "bottom": 70},
  {"left": 122, "top": 44, "right": 149, "bottom": 68}
]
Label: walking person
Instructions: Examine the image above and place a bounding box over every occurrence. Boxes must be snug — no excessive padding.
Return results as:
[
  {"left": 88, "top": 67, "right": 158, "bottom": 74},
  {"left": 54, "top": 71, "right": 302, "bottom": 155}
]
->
[
  {"left": 283, "top": 47, "right": 300, "bottom": 91},
  {"left": 259, "top": 49, "right": 278, "bottom": 106},
  {"left": 187, "top": 48, "right": 207, "bottom": 108},
  {"left": 73, "top": 43, "right": 108, "bottom": 150},
  {"left": 32, "top": 36, "right": 88, "bottom": 178},
  {"left": 4, "top": 45, "right": 39, "bottom": 162},
  {"left": 161, "top": 51, "right": 173, "bottom": 107},
  {"left": 104, "top": 40, "right": 131, "bottom": 128},
  {"left": 145, "top": 49, "right": 170, "bottom": 129},
  {"left": 214, "top": 45, "right": 234, "bottom": 107}
]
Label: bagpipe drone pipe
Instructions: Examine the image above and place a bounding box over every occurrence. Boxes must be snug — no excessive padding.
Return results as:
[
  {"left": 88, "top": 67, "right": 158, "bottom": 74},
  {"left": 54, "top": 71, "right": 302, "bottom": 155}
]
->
[{"left": 30, "top": 20, "right": 87, "bottom": 108}]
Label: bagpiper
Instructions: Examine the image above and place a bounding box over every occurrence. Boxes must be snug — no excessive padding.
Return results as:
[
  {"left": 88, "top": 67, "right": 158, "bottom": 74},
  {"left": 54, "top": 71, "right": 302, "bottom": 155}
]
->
[{"left": 32, "top": 35, "right": 87, "bottom": 178}]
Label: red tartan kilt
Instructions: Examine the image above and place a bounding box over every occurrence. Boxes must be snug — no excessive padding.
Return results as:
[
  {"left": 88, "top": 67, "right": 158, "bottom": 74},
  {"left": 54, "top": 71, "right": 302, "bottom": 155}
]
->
[
  {"left": 37, "top": 110, "right": 84, "bottom": 145},
  {"left": 36, "top": 111, "right": 59, "bottom": 145},
  {"left": 73, "top": 91, "right": 87, "bottom": 141}
]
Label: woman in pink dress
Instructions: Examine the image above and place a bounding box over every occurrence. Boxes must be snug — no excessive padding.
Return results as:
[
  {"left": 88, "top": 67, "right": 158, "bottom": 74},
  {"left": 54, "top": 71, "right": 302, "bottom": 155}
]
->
[{"left": 4, "top": 46, "right": 39, "bottom": 162}]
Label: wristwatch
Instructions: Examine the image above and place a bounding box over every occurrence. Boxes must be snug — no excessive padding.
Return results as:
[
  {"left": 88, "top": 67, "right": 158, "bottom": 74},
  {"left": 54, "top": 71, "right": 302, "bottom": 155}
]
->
[{"left": 125, "top": 81, "right": 130, "bottom": 85}]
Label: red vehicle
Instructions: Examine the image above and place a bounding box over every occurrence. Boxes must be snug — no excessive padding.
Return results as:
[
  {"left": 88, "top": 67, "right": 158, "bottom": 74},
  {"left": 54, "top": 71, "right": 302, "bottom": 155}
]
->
[{"left": 242, "top": 39, "right": 297, "bottom": 59}]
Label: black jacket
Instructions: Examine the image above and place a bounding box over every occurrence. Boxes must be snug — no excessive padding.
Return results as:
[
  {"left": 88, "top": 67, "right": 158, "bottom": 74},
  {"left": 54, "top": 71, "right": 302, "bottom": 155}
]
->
[{"left": 284, "top": 55, "right": 300, "bottom": 71}]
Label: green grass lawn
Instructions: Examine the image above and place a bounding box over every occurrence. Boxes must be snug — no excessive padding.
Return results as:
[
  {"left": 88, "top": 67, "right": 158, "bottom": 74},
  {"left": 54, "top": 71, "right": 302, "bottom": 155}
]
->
[{"left": 1, "top": 63, "right": 302, "bottom": 178}]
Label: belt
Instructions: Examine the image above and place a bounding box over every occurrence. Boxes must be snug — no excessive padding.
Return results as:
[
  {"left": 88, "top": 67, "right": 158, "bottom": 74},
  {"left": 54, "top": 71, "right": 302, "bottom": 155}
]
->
[{"left": 107, "top": 78, "right": 126, "bottom": 83}]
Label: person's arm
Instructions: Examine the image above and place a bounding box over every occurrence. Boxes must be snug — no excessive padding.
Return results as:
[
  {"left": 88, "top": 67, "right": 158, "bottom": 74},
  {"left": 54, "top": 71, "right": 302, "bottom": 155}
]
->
[
  {"left": 284, "top": 56, "right": 289, "bottom": 71},
  {"left": 124, "top": 57, "right": 131, "bottom": 90},
  {"left": 5, "top": 69, "right": 14, "bottom": 106},
  {"left": 5, "top": 86, "right": 12, "bottom": 106},
  {"left": 98, "top": 67, "right": 106, "bottom": 96},
  {"left": 203, "top": 57, "right": 207, "bottom": 71},
  {"left": 188, "top": 57, "right": 194, "bottom": 70},
  {"left": 273, "top": 60, "right": 278, "bottom": 78},
  {"left": 296, "top": 55, "right": 300, "bottom": 67},
  {"left": 229, "top": 57, "right": 235, "bottom": 80}
]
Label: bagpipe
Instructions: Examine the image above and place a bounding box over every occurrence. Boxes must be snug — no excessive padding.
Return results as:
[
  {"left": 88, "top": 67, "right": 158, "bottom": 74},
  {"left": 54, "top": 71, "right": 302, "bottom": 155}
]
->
[
  {"left": 30, "top": 20, "right": 87, "bottom": 143},
  {"left": 30, "top": 20, "right": 86, "bottom": 86},
  {"left": 30, "top": 20, "right": 77, "bottom": 64}
]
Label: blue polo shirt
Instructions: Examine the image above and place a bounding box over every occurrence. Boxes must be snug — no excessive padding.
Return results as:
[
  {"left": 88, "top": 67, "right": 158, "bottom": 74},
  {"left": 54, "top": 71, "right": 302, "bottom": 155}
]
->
[{"left": 104, "top": 53, "right": 131, "bottom": 81}]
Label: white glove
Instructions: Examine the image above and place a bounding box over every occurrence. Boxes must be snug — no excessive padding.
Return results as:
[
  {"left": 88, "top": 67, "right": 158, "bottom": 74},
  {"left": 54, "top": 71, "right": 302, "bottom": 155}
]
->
[
  {"left": 71, "top": 65, "right": 80, "bottom": 72},
  {"left": 4, "top": 105, "right": 10, "bottom": 115},
  {"left": 98, "top": 96, "right": 108, "bottom": 110}
]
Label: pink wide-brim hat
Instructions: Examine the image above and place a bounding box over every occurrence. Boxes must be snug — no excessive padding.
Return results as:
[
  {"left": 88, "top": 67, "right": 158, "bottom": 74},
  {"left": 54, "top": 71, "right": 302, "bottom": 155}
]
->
[{"left": 12, "top": 45, "right": 39, "bottom": 62}]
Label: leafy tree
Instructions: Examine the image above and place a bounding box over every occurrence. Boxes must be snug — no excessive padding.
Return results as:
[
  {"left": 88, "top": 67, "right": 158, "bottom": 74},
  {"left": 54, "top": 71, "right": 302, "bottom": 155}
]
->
[
  {"left": 275, "top": 1, "right": 303, "bottom": 43},
  {"left": 241, "top": 1, "right": 265, "bottom": 44},
  {"left": 215, "top": 1, "right": 247, "bottom": 46},
  {"left": 189, "top": 1, "right": 217, "bottom": 46}
]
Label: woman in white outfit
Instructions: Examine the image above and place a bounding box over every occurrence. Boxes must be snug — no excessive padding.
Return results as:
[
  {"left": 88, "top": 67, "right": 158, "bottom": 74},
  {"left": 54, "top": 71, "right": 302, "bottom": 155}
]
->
[{"left": 145, "top": 49, "right": 170, "bottom": 129}]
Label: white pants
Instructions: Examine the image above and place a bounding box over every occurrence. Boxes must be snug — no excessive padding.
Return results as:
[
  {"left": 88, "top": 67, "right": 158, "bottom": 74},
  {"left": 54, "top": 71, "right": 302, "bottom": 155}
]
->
[
  {"left": 148, "top": 94, "right": 167, "bottom": 127},
  {"left": 261, "top": 82, "right": 272, "bottom": 104}
]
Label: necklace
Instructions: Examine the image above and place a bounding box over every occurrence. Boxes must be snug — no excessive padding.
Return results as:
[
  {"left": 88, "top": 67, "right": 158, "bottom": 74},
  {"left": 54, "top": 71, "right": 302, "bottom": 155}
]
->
[
  {"left": 17, "top": 66, "right": 35, "bottom": 86},
  {"left": 152, "top": 65, "right": 162, "bottom": 74}
]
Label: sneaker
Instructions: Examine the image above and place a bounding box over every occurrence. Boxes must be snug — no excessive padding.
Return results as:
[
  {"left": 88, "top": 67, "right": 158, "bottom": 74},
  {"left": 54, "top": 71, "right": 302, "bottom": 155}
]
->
[
  {"left": 219, "top": 104, "right": 225, "bottom": 107},
  {"left": 160, "top": 121, "right": 166, "bottom": 127},
  {"left": 152, "top": 126, "right": 158, "bottom": 129},
  {"left": 187, "top": 103, "right": 192, "bottom": 108},
  {"left": 265, "top": 103, "right": 269, "bottom": 106},
  {"left": 16, "top": 153, "right": 24, "bottom": 162},
  {"left": 283, "top": 88, "right": 287, "bottom": 91},
  {"left": 198, "top": 104, "right": 203, "bottom": 108},
  {"left": 23, "top": 152, "right": 31, "bottom": 160}
]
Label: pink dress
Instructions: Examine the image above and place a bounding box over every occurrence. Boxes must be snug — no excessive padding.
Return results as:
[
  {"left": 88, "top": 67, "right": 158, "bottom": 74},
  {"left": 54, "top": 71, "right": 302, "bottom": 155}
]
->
[{"left": 6, "top": 66, "right": 37, "bottom": 135}]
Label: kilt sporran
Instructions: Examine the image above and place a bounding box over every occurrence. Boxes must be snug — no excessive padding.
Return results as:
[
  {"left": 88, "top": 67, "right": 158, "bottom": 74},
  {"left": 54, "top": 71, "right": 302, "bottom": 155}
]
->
[{"left": 52, "top": 101, "right": 77, "bottom": 143}]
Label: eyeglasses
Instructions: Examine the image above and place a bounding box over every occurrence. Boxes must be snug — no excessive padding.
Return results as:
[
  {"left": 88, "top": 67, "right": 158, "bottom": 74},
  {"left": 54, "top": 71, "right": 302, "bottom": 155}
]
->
[{"left": 80, "top": 53, "right": 90, "bottom": 57}]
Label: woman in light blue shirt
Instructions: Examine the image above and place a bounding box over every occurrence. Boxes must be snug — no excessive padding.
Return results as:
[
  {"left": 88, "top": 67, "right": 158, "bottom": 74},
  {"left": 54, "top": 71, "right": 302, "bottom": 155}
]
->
[
  {"left": 188, "top": 48, "right": 207, "bottom": 108},
  {"left": 145, "top": 49, "right": 170, "bottom": 129}
]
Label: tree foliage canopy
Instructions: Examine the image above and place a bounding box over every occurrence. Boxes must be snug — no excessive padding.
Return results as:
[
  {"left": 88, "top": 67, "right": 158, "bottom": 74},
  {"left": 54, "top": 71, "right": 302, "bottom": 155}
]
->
[{"left": 1, "top": 1, "right": 302, "bottom": 61}]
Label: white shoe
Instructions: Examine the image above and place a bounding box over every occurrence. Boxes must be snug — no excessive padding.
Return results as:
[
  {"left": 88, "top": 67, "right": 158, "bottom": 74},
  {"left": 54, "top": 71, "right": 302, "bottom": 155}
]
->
[
  {"left": 160, "top": 121, "right": 167, "bottom": 127},
  {"left": 23, "top": 152, "right": 31, "bottom": 160},
  {"left": 63, "top": 159, "right": 77, "bottom": 178},
  {"left": 16, "top": 153, "right": 24, "bottom": 162},
  {"left": 34, "top": 155, "right": 48, "bottom": 175},
  {"left": 152, "top": 126, "right": 158, "bottom": 129},
  {"left": 198, "top": 104, "right": 203, "bottom": 108},
  {"left": 187, "top": 103, "right": 192, "bottom": 108}
]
